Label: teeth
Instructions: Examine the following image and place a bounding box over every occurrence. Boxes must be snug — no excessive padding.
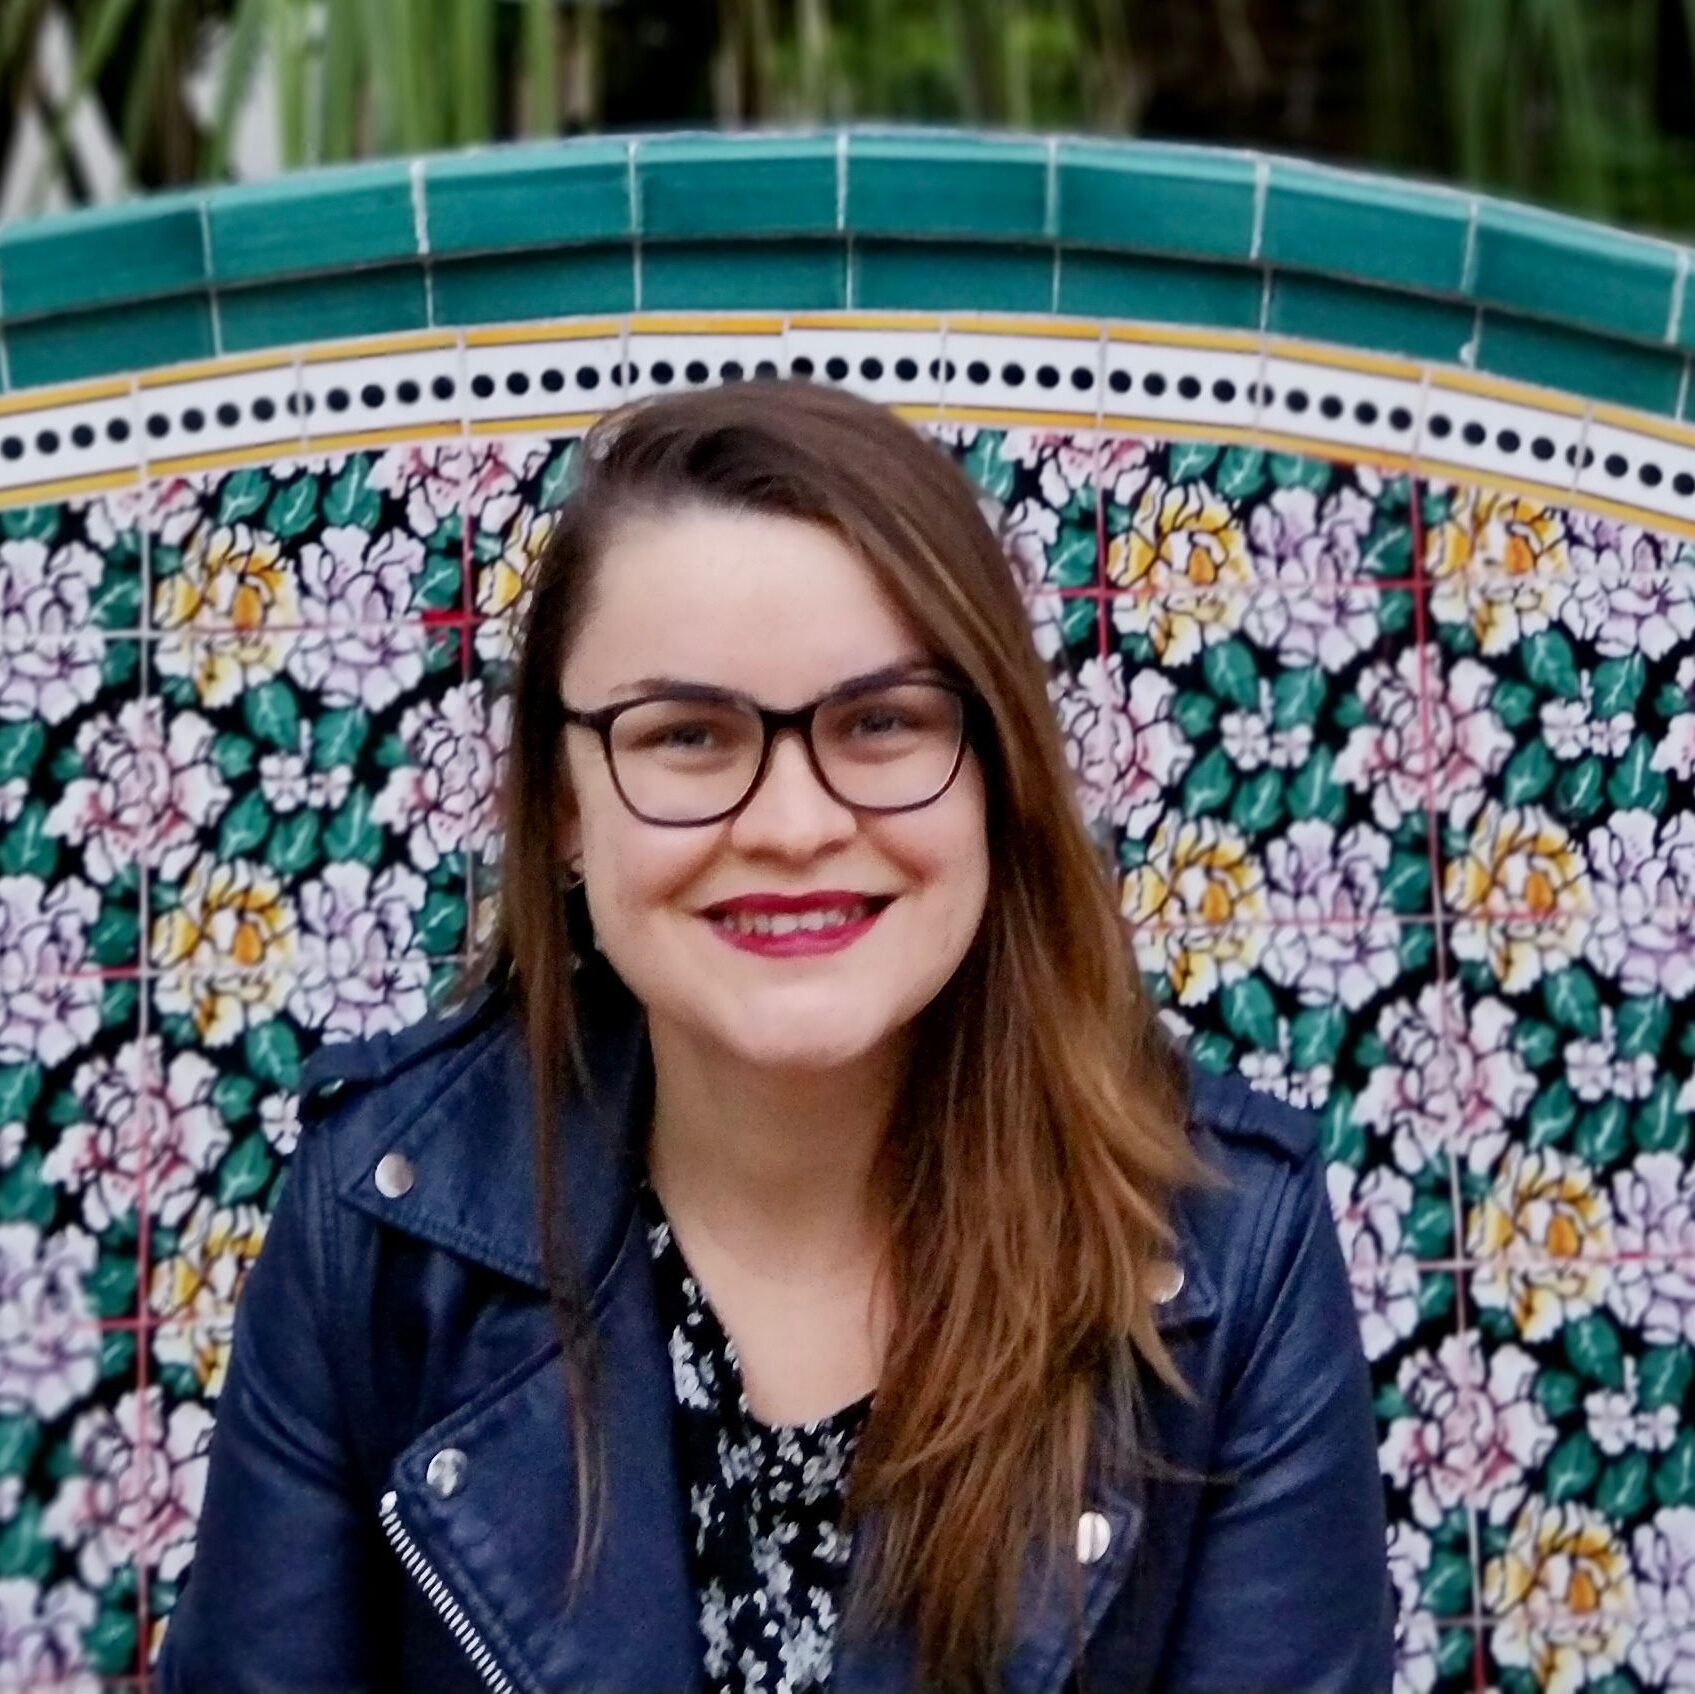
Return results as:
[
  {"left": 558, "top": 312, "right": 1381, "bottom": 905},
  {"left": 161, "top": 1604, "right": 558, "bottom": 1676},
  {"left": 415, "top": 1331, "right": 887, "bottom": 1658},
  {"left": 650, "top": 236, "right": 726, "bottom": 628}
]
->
[{"left": 714, "top": 902, "right": 873, "bottom": 937}]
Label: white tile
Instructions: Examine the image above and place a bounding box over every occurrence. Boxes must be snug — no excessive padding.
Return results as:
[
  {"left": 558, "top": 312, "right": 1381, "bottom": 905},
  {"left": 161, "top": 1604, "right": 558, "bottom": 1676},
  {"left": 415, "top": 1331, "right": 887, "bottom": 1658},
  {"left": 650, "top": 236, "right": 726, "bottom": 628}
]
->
[
  {"left": 1418, "top": 381, "right": 1583, "bottom": 497},
  {"left": 0, "top": 385, "right": 139, "bottom": 495},
  {"left": 142, "top": 360, "right": 300, "bottom": 472},
  {"left": 781, "top": 320, "right": 946, "bottom": 412},
  {"left": 1573, "top": 417, "right": 1695, "bottom": 534},
  {"left": 938, "top": 325, "right": 1101, "bottom": 423},
  {"left": 1099, "top": 337, "right": 1261, "bottom": 436},
  {"left": 300, "top": 342, "right": 462, "bottom": 446},
  {"left": 1258, "top": 350, "right": 1423, "bottom": 464},
  {"left": 464, "top": 331, "right": 627, "bottom": 429}
]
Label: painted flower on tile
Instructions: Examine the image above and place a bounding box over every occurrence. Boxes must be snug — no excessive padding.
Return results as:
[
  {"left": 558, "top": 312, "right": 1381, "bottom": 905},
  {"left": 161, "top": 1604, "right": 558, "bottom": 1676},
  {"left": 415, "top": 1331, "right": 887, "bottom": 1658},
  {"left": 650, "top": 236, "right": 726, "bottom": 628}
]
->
[
  {"left": 1121, "top": 814, "right": 1268, "bottom": 954},
  {"left": 0, "top": 1222, "right": 99, "bottom": 1420},
  {"left": 154, "top": 521, "right": 295, "bottom": 630},
  {"left": 370, "top": 442, "right": 468, "bottom": 538},
  {"left": 0, "top": 535, "right": 104, "bottom": 636},
  {"left": 1629, "top": 1506, "right": 1695, "bottom": 1690},
  {"left": 1381, "top": 1331, "right": 1554, "bottom": 1528},
  {"left": 1327, "top": 1163, "right": 1421, "bottom": 1360},
  {"left": 0, "top": 634, "right": 106, "bottom": 724},
  {"left": 0, "top": 878, "right": 103, "bottom": 1062},
  {"left": 1429, "top": 488, "right": 1570, "bottom": 583},
  {"left": 371, "top": 680, "right": 506, "bottom": 873},
  {"left": 1483, "top": 1497, "right": 1633, "bottom": 1694},
  {"left": 1050, "top": 656, "right": 1191, "bottom": 839},
  {"left": 1246, "top": 482, "right": 1375, "bottom": 586},
  {"left": 152, "top": 856, "right": 297, "bottom": 979},
  {"left": 154, "top": 626, "right": 291, "bottom": 709},
  {"left": 1585, "top": 1358, "right": 1680, "bottom": 1456},
  {"left": 0, "top": 1579, "right": 98, "bottom": 1691},
  {"left": 1469, "top": 1146, "right": 1615, "bottom": 1341},
  {"left": 150, "top": 1198, "right": 269, "bottom": 1389}
]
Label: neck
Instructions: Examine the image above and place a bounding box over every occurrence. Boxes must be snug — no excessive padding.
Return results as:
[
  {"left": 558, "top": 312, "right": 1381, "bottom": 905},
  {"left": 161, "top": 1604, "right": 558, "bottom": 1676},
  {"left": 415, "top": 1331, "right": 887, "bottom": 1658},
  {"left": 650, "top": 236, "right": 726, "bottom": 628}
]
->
[{"left": 642, "top": 1017, "right": 908, "bottom": 1289}]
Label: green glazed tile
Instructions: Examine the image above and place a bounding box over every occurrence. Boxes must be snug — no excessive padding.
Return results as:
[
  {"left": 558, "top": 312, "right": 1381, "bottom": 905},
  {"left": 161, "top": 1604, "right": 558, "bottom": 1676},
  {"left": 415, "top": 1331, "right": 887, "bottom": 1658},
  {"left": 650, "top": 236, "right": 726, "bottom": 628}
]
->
[
  {"left": 1056, "top": 141, "right": 1257, "bottom": 262},
  {"left": 1057, "top": 251, "right": 1260, "bottom": 330},
  {"left": 638, "top": 135, "right": 837, "bottom": 239},
  {"left": 0, "top": 192, "right": 207, "bottom": 319},
  {"left": 432, "top": 247, "right": 634, "bottom": 325},
  {"left": 845, "top": 133, "right": 1047, "bottom": 241},
  {"left": 1268, "top": 274, "right": 1473, "bottom": 363},
  {"left": 854, "top": 240, "right": 1050, "bottom": 312},
  {"left": 219, "top": 265, "right": 430, "bottom": 353},
  {"left": 6, "top": 293, "right": 214, "bottom": 387},
  {"left": 1261, "top": 162, "right": 1468, "bottom": 294},
  {"left": 1472, "top": 200, "right": 1679, "bottom": 346},
  {"left": 641, "top": 241, "right": 845, "bottom": 311},
  {"left": 425, "top": 139, "right": 631, "bottom": 255},
  {"left": 1476, "top": 311, "right": 1685, "bottom": 414},
  {"left": 207, "top": 160, "right": 417, "bottom": 285}
]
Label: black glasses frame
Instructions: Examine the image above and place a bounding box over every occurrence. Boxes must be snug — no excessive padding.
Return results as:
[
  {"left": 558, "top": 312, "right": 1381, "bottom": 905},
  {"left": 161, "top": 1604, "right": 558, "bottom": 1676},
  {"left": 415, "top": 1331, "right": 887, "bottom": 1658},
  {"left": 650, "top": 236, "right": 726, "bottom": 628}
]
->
[{"left": 559, "top": 668, "right": 981, "bottom": 827}]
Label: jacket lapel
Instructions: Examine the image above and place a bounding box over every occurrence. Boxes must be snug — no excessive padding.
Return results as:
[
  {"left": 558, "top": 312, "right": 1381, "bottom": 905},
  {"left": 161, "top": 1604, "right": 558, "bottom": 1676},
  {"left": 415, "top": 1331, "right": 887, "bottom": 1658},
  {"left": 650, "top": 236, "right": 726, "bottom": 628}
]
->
[{"left": 338, "top": 977, "right": 1219, "bottom": 1694}]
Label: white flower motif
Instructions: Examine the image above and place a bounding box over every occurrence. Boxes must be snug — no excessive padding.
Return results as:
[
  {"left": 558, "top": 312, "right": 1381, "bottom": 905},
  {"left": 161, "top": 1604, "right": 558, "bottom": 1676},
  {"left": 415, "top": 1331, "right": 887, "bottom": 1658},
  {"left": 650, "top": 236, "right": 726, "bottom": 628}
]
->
[
  {"left": 371, "top": 681, "right": 507, "bottom": 872},
  {"left": 0, "top": 535, "right": 104, "bottom": 635},
  {"left": 1585, "top": 1357, "right": 1679, "bottom": 1456},
  {"left": 0, "top": 877, "right": 103, "bottom": 1064},
  {"left": 1049, "top": 655, "right": 1192, "bottom": 839},
  {"left": 0, "top": 1578, "right": 98, "bottom": 1691},
  {"left": 1631, "top": 1506, "right": 1695, "bottom": 1690},
  {"left": 1327, "top": 1163, "right": 1420, "bottom": 1360},
  {"left": 0, "top": 1222, "right": 99, "bottom": 1420}
]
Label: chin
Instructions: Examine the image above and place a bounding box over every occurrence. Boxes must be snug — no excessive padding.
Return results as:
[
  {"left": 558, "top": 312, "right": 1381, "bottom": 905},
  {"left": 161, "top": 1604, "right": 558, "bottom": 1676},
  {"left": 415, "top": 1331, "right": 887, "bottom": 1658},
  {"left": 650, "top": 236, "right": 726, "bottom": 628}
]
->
[{"left": 704, "top": 997, "right": 903, "bottom": 1075}]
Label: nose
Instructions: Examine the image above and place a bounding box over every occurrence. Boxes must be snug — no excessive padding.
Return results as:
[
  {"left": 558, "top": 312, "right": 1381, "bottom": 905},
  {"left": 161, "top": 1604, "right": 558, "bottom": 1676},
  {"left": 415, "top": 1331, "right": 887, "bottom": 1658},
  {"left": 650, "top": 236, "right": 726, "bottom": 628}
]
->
[{"left": 728, "top": 726, "right": 856, "bottom": 855}]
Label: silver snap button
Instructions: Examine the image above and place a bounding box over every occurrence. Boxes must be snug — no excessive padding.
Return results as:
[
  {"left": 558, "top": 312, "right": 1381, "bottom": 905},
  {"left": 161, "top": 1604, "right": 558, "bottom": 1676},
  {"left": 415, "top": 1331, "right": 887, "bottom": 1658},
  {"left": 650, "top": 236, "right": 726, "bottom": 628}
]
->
[
  {"left": 1076, "top": 1509, "right": 1111, "bottom": 1565},
  {"left": 1151, "top": 1260, "right": 1185, "bottom": 1304},
  {"left": 374, "top": 1152, "right": 415, "bottom": 1198},
  {"left": 426, "top": 1448, "right": 468, "bottom": 1499}
]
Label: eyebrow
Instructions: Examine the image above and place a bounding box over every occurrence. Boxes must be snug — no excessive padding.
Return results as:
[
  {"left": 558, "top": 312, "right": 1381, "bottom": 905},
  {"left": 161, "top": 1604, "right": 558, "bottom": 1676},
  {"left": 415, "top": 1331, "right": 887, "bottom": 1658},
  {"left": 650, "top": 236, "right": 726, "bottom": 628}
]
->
[{"left": 605, "top": 657, "right": 943, "bottom": 702}]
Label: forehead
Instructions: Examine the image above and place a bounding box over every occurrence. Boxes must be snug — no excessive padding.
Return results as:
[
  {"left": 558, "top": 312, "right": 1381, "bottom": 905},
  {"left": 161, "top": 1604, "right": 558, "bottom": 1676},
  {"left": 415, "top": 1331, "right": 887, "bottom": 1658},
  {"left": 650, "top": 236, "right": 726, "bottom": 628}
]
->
[{"left": 564, "top": 505, "right": 930, "bottom": 699}]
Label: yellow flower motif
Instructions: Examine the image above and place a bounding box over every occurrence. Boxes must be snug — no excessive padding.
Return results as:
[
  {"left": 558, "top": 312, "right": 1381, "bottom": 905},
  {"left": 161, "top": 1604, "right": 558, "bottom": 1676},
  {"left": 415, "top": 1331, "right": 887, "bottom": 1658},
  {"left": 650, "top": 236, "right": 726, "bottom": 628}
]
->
[
  {"left": 1110, "top": 590, "right": 1245, "bottom": 667},
  {"left": 161, "top": 629, "right": 293, "bottom": 710},
  {"left": 154, "top": 522, "right": 298, "bottom": 630},
  {"left": 1425, "top": 488, "right": 1570, "bottom": 583},
  {"left": 477, "top": 509, "right": 556, "bottom": 622},
  {"left": 1107, "top": 478, "right": 1252, "bottom": 596},
  {"left": 151, "top": 1201, "right": 268, "bottom": 1395},
  {"left": 1444, "top": 803, "right": 1590, "bottom": 983},
  {"left": 153, "top": 857, "right": 297, "bottom": 975},
  {"left": 1123, "top": 817, "right": 1269, "bottom": 1004},
  {"left": 1468, "top": 1146, "right": 1614, "bottom": 1342},
  {"left": 1483, "top": 1498, "right": 1633, "bottom": 1694}
]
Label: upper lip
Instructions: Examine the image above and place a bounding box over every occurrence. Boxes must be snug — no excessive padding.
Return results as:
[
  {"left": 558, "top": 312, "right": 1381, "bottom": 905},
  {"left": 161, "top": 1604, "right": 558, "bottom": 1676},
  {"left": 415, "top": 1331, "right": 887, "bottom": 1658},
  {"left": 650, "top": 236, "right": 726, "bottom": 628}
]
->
[{"left": 701, "top": 890, "right": 895, "bottom": 916}]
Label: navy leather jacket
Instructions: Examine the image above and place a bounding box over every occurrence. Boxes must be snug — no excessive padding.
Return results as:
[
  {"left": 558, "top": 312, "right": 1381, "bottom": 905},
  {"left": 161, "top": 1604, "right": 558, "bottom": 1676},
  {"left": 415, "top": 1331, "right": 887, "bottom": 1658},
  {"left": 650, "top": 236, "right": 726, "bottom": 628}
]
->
[{"left": 155, "top": 972, "right": 1395, "bottom": 1694}]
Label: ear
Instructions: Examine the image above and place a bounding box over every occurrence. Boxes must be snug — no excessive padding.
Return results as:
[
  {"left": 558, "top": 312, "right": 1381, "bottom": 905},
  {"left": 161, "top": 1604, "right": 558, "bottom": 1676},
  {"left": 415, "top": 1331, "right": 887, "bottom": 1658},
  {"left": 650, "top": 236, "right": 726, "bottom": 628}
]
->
[{"left": 554, "top": 813, "right": 582, "bottom": 864}]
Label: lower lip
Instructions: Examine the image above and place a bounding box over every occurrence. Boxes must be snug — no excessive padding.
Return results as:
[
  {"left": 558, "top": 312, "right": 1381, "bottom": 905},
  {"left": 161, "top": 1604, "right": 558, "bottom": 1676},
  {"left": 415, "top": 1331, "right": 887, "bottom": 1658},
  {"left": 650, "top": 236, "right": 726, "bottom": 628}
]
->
[{"left": 704, "top": 904, "right": 889, "bottom": 957}]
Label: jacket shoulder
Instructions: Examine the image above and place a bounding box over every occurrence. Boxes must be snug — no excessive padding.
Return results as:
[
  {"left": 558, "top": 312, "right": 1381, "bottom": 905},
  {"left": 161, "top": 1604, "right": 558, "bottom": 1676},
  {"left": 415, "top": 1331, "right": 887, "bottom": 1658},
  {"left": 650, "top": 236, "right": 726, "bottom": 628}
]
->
[
  {"left": 1183, "top": 1060, "right": 1321, "bottom": 1166},
  {"left": 297, "top": 974, "right": 508, "bottom": 1123}
]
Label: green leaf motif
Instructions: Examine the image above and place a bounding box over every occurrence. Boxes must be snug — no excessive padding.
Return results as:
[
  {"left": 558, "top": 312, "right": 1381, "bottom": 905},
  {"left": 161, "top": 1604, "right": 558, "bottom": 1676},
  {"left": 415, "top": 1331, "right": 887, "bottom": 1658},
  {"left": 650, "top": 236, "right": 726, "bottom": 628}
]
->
[
  {"left": 1522, "top": 629, "right": 1581, "bottom": 699},
  {"left": 1215, "top": 447, "right": 1267, "bottom": 499},
  {"left": 217, "top": 791, "right": 271, "bottom": 860},
  {"left": 1048, "top": 529, "right": 1097, "bottom": 590},
  {"left": 1290, "top": 1005, "right": 1346, "bottom": 1071},
  {"left": 415, "top": 891, "right": 466, "bottom": 955},
  {"left": 0, "top": 722, "right": 44, "bottom": 784},
  {"left": 212, "top": 731, "right": 256, "bottom": 779},
  {"left": 244, "top": 680, "right": 302, "bottom": 753},
  {"left": 1173, "top": 690, "right": 1218, "bottom": 740},
  {"left": 1655, "top": 1430, "right": 1695, "bottom": 1506},
  {"left": 1360, "top": 518, "right": 1411, "bottom": 580},
  {"left": 1501, "top": 740, "right": 1554, "bottom": 806},
  {"left": 0, "top": 803, "right": 56, "bottom": 880},
  {"left": 1640, "top": 1344, "right": 1694, "bottom": 1410},
  {"left": 1435, "top": 1632, "right": 1475, "bottom": 1680},
  {"left": 1575, "top": 1099, "right": 1629, "bottom": 1166},
  {"left": 1401, "top": 1195, "right": 1454, "bottom": 1259},
  {"left": 1268, "top": 453, "right": 1331, "bottom": 492},
  {"left": 1229, "top": 769, "right": 1283, "bottom": 835},
  {"left": 1543, "top": 967, "right": 1603, "bottom": 1037},
  {"left": 0, "top": 1416, "right": 39, "bottom": 1477},
  {"left": 1286, "top": 747, "right": 1340, "bottom": 823},
  {"left": 537, "top": 442, "right": 581, "bottom": 510},
  {"left": 1527, "top": 1079, "right": 1576, "bottom": 1147},
  {"left": 1060, "top": 598, "right": 1096, "bottom": 647},
  {"left": 323, "top": 455, "right": 381, "bottom": 529},
  {"left": 85, "top": 1255, "right": 136, "bottom": 1321},
  {"left": 1189, "top": 1031, "right": 1233, "bottom": 1076},
  {"left": 245, "top": 1019, "right": 302, "bottom": 1090},
  {"left": 265, "top": 812, "right": 322, "bottom": 878},
  {"left": 1597, "top": 1452, "right": 1651, "bottom": 1518},
  {"left": 1536, "top": 1369, "right": 1581, "bottom": 1417},
  {"left": 218, "top": 466, "right": 271, "bottom": 525},
  {"left": 1, "top": 504, "right": 60, "bottom": 543},
  {"left": 1420, "top": 1550, "right": 1471, "bottom": 1615},
  {"left": 1617, "top": 994, "right": 1670, "bottom": 1060},
  {"left": 1545, "top": 1430, "right": 1600, "bottom": 1502},
  {"left": 325, "top": 789, "right": 383, "bottom": 865},
  {"left": 1491, "top": 679, "right": 1537, "bottom": 729},
  {"left": 87, "top": 904, "right": 139, "bottom": 968},
  {"left": 0, "top": 1499, "right": 49, "bottom": 1580},
  {"left": 1220, "top": 977, "right": 1279, "bottom": 1052},
  {"left": 1592, "top": 653, "right": 1647, "bottom": 716},
  {"left": 266, "top": 475, "right": 320, "bottom": 539},
  {"left": 1565, "top": 1313, "right": 1626, "bottom": 1389},
  {"left": 414, "top": 548, "right": 464, "bottom": 613},
  {"left": 1319, "top": 1090, "right": 1363, "bottom": 1165},
  {"left": 1168, "top": 442, "right": 1221, "bottom": 484},
  {"left": 1610, "top": 736, "right": 1668, "bottom": 812},
  {"left": 1553, "top": 755, "right": 1605, "bottom": 820},
  {"left": 83, "top": 1606, "right": 138, "bottom": 1675},
  {"left": 312, "top": 706, "right": 370, "bottom": 771},
  {"left": 213, "top": 1072, "right": 258, "bottom": 1125},
  {"left": 217, "top": 1131, "right": 275, "bottom": 1205},
  {"left": 1415, "top": 1273, "right": 1454, "bottom": 1320},
  {"left": 1634, "top": 1073, "right": 1688, "bottom": 1155},
  {"left": 1380, "top": 853, "right": 1431, "bottom": 916},
  {"left": 1181, "top": 747, "right": 1234, "bottom": 816},
  {"left": 1271, "top": 665, "right": 1325, "bottom": 731},
  {"left": 1202, "top": 639, "right": 1260, "bottom": 711},
  {"left": 0, "top": 1063, "right": 42, "bottom": 1128}
]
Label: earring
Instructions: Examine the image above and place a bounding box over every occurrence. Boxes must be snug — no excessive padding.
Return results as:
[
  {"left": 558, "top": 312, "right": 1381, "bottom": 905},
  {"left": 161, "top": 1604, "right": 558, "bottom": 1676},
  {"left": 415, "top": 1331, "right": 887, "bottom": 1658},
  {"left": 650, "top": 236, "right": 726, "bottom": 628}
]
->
[{"left": 562, "top": 855, "right": 586, "bottom": 892}]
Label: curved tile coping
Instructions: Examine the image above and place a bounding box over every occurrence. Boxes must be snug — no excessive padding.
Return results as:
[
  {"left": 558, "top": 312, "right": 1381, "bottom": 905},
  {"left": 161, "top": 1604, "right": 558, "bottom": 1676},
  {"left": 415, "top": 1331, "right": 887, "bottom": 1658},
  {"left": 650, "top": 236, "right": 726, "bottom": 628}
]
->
[
  {"left": 0, "top": 129, "right": 1690, "bottom": 416},
  {"left": 1, "top": 314, "right": 1693, "bottom": 546}
]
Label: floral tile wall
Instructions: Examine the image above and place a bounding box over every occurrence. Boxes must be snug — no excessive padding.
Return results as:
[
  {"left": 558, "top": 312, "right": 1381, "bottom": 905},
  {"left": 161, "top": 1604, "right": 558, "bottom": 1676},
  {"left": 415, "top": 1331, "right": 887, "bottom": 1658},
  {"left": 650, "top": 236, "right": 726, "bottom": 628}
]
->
[{"left": 5, "top": 414, "right": 1695, "bottom": 1693}]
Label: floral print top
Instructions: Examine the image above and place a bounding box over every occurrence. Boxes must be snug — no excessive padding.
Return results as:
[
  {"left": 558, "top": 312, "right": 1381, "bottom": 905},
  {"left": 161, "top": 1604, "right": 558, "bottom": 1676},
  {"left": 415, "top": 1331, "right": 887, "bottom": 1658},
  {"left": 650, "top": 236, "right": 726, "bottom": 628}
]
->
[{"left": 636, "top": 1170, "right": 874, "bottom": 1694}]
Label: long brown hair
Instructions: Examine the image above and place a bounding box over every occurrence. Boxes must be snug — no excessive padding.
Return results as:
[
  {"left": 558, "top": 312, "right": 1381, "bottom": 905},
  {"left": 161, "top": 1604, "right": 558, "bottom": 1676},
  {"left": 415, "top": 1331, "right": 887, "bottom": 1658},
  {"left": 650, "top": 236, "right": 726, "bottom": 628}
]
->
[{"left": 467, "top": 376, "right": 1216, "bottom": 1690}]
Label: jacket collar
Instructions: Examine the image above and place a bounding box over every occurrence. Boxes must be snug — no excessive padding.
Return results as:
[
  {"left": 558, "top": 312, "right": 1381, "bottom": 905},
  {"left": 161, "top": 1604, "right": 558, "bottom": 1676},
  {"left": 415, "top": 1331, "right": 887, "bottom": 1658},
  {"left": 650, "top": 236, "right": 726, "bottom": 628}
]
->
[{"left": 337, "top": 975, "right": 1217, "bottom": 1693}]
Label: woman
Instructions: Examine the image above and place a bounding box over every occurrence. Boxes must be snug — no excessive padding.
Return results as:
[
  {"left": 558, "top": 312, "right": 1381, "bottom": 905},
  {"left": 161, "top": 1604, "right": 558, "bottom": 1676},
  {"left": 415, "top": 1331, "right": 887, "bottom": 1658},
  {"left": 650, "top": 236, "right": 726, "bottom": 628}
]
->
[{"left": 156, "top": 378, "right": 1394, "bottom": 1694}]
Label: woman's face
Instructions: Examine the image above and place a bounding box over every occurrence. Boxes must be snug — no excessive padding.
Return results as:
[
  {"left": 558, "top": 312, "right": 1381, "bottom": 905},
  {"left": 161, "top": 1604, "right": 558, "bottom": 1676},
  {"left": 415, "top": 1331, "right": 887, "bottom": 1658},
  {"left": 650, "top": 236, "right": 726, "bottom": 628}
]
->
[{"left": 559, "top": 504, "right": 991, "bottom": 1075}]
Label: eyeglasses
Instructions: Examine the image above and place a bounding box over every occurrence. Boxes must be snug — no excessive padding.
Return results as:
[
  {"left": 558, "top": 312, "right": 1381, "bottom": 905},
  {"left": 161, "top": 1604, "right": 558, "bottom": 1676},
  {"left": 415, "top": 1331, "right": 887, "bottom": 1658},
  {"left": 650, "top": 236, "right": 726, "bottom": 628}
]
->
[{"left": 559, "top": 665, "right": 979, "bottom": 827}]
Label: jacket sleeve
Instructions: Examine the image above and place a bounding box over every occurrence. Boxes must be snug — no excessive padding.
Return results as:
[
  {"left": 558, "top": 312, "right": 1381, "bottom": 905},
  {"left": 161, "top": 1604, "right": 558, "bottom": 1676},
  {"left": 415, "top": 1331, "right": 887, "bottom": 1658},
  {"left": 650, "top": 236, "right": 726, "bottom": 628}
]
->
[
  {"left": 1159, "top": 1140, "right": 1397, "bottom": 1694},
  {"left": 154, "top": 1109, "right": 377, "bottom": 1693}
]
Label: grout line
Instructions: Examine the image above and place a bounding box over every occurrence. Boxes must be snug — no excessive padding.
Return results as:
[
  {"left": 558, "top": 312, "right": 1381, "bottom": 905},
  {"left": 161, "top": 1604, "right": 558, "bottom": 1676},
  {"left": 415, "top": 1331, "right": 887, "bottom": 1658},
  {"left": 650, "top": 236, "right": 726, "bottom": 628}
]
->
[
  {"left": 627, "top": 139, "right": 643, "bottom": 314},
  {"left": 1043, "top": 134, "right": 1059, "bottom": 241},
  {"left": 844, "top": 234, "right": 856, "bottom": 311},
  {"left": 1249, "top": 155, "right": 1269, "bottom": 263},
  {"left": 1668, "top": 246, "right": 1690, "bottom": 347},
  {"left": 1677, "top": 357, "right": 1692, "bottom": 425},
  {"left": 410, "top": 157, "right": 436, "bottom": 330},
  {"left": 199, "top": 196, "right": 224, "bottom": 359},
  {"left": 835, "top": 129, "right": 848, "bottom": 231},
  {"left": 1459, "top": 197, "right": 1481, "bottom": 296},
  {"left": 1569, "top": 401, "right": 1593, "bottom": 495}
]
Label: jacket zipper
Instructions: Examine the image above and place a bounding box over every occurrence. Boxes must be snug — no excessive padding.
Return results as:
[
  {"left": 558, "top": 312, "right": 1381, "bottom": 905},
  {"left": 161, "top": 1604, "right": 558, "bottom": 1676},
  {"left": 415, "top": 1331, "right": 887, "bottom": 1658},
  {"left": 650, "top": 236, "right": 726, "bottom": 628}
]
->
[{"left": 378, "top": 1488, "right": 518, "bottom": 1694}]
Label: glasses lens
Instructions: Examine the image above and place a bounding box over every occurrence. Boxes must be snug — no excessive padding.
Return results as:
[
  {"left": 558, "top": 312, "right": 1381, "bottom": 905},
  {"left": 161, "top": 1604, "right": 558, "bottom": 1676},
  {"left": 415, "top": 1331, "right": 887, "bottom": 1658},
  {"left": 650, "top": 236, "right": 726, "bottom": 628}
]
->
[
  {"left": 814, "top": 682, "right": 965, "bottom": 809},
  {"left": 608, "top": 695, "right": 764, "bottom": 822}
]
